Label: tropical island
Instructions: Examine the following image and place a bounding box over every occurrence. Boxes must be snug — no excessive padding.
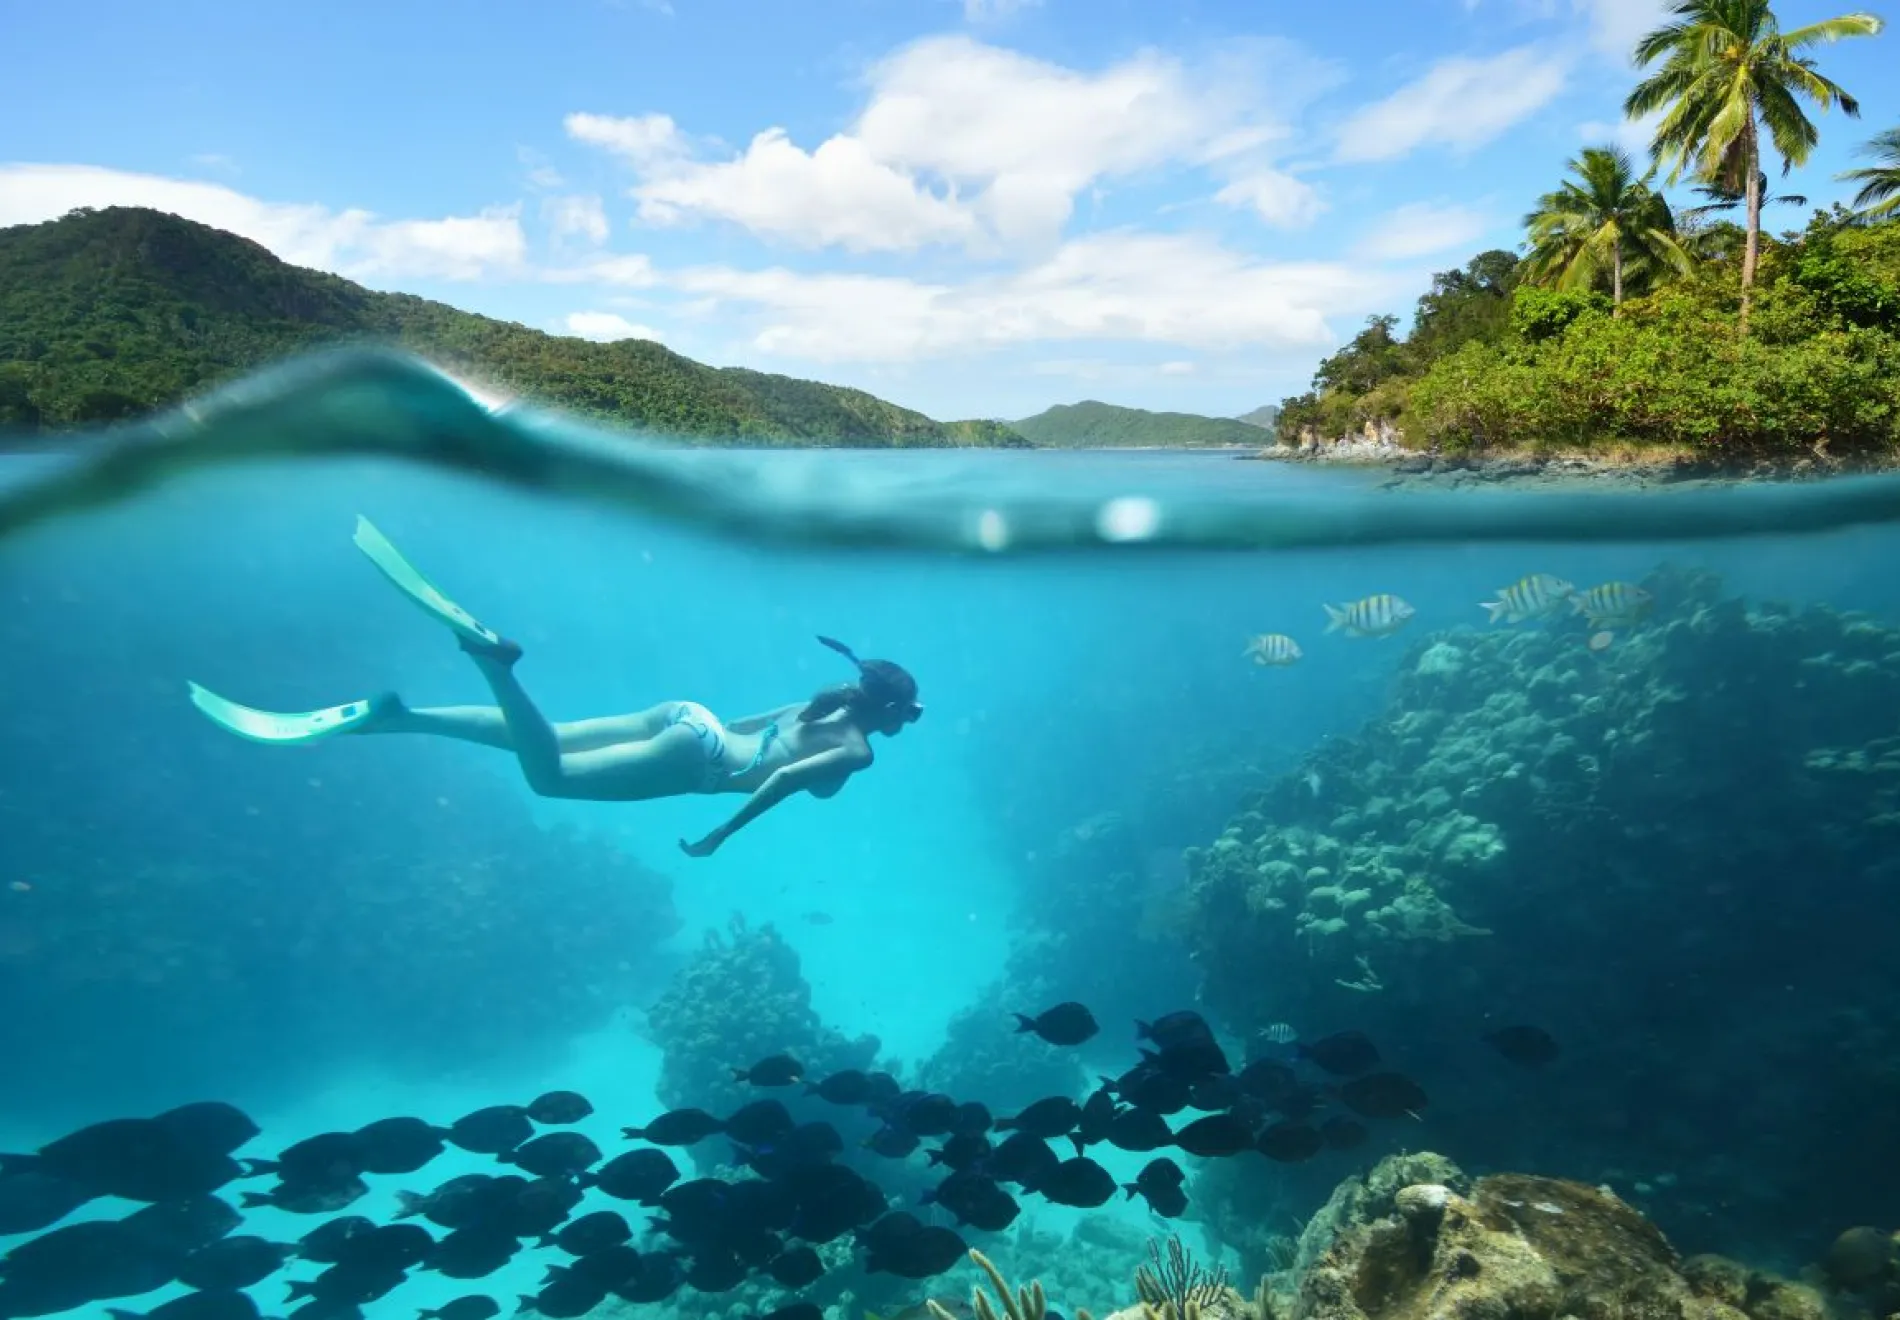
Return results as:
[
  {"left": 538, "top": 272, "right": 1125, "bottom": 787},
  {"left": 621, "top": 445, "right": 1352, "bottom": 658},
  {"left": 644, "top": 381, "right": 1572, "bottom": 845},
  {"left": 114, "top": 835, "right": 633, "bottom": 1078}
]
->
[
  {"left": 0, "top": 205, "right": 1030, "bottom": 447},
  {"left": 3, "top": 2, "right": 1894, "bottom": 470},
  {"left": 1274, "top": 0, "right": 1900, "bottom": 472},
  {"left": 0, "top": 206, "right": 1274, "bottom": 451}
]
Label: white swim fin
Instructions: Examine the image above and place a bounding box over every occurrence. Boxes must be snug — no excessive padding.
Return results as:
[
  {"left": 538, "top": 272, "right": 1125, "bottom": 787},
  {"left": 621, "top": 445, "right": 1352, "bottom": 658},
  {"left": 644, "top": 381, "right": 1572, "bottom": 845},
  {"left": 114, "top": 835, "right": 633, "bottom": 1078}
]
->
[
  {"left": 352, "top": 515, "right": 505, "bottom": 651},
  {"left": 186, "top": 681, "right": 384, "bottom": 745}
]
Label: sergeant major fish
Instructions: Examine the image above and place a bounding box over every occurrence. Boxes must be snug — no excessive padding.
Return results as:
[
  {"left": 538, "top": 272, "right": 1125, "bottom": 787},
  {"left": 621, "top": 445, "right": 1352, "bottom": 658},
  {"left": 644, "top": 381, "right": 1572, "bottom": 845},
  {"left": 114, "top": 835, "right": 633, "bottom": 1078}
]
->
[
  {"left": 1322, "top": 594, "right": 1415, "bottom": 638},
  {"left": 1481, "top": 574, "right": 1575, "bottom": 624},
  {"left": 1244, "top": 633, "right": 1303, "bottom": 666},
  {"left": 1573, "top": 582, "right": 1653, "bottom": 629}
]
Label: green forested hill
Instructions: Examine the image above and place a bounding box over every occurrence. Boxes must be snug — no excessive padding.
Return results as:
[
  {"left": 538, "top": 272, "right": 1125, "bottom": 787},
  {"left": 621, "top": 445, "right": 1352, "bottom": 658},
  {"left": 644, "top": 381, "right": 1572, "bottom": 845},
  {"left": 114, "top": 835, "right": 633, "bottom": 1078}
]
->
[
  {"left": 1010, "top": 399, "right": 1267, "bottom": 447},
  {"left": 0, "top": 206, "right": 1027, "bottom": 446},
  {"left": 1236, "top": 403, "right": 1280, "bottom": 429}
]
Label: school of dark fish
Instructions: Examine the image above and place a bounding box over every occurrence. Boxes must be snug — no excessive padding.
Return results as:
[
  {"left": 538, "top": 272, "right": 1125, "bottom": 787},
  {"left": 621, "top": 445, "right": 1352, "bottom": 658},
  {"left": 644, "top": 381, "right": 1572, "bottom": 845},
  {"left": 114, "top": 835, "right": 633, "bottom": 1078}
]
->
[{"left": 0, "top": 1008, "right": 1558, "bottom": 1320}]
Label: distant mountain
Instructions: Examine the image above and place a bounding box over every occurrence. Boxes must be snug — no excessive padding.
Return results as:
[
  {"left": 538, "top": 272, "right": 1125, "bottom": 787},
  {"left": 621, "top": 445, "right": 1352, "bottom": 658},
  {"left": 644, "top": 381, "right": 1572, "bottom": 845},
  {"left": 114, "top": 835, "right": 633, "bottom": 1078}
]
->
[
  {"left": 1236, "top": 403, "right": 1281, "bottom": 430},
  {"left": 0, "top": 206, "right": 1028, "bottom": 446},
  {"left": 1010, "top": 399, "right": 1268, "bottom": 448}
]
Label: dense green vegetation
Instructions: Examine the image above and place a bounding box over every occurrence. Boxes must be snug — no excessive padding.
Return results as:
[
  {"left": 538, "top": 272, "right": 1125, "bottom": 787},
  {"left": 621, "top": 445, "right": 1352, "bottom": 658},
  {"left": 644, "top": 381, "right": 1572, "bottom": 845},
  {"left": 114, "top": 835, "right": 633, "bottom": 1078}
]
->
[
  {"left": 1278, "top": 210, "right": 1900, "bottom": 458},
  {"left": 1277, "top": 0, "right": 1898, "bottom": 461},
  {"left": 1011, "top": 399, "right": 1268, "bottom": 448},
  {"left": 0, "top": 206, "right": 1029, "bottom": 446}
]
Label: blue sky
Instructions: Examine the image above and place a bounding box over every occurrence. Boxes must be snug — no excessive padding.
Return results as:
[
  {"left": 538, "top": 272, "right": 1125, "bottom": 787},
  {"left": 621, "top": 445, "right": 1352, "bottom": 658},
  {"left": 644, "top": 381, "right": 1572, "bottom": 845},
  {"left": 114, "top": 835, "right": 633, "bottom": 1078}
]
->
[{"left": 2, "top": 0, "right": 1895, "bottom": 422}]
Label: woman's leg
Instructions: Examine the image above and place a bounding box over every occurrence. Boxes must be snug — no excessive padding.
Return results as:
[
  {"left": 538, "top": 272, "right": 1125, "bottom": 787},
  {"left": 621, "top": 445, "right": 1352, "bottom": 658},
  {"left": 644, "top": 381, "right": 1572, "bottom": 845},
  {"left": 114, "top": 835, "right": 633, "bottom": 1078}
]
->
[
  {"left": 461, "top": 645, "right": 708, "bottom": 802},
  {"left": 361, "top": 701, "right": 677, "bottom": 753}
]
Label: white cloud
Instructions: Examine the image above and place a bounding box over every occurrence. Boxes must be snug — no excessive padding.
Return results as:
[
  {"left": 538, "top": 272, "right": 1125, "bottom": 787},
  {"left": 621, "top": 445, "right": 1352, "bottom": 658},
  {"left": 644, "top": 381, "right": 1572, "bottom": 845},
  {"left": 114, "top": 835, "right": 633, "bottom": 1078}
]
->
[
  {"left": 564, "top": 112, "right": 687, "bottom": 168},
  {"left": 355, "top": 207, "right": 526, "bottom": 280},
  {"left": 1335, "top": 46, "right": 1570, "bottom": 162},
  {"left": 1574, "top": 0, "right": 1664, "bottom": 63},
  {"left": 1159, "top": 360, "right": 1196, "bottom": 376},
  {"left": 190, "top": 153, "right": 239, "bottom": 175},
  {"left": 634, "top": 129, "right": 981, "bottom": 253},
  {"left": 1214, "top": 169, "right": 1325, "bottom": 228},
  {"left": 0, "top": 163, "right": 526, "bottom": 282},
  {"left": 543, "top": 193, "right": 609, "bottom": 244},
  {"left": 564, "top": 311, "right": 663, "bottom": 342},
  {"left": 541, "top": 253, "right": 658, "bottom": 287},
  {"left": 568, "top": 35, "right": 1320, "bottom": 252},
  {"left": 1354, "top": 201, "right": 1493, "bottom": 261},
  {"left": 665, "top": 230, "right": 1395, "bottom": 364}
]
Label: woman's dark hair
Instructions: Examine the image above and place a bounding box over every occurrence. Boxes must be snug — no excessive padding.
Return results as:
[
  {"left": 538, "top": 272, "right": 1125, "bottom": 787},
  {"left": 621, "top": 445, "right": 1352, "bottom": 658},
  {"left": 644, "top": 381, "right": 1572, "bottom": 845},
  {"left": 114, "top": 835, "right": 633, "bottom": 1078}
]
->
[{"left": 800, "top": 636, "right": 921, "bottom": 724}]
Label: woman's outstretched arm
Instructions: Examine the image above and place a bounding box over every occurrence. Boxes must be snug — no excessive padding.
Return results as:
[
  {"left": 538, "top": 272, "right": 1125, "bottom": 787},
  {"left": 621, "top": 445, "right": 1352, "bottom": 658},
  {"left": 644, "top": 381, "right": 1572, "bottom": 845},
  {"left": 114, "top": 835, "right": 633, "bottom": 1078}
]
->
[{"left": 679, "top": 746, "right": 870, "bottom": 856}]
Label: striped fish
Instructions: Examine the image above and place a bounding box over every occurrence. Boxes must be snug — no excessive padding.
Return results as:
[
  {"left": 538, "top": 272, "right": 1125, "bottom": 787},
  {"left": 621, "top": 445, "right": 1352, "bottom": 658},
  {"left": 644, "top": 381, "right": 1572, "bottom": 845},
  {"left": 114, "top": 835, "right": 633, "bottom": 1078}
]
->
[
  {"left": 1573, "top": 582, "right": 1653, "bottom": 628},
  {"left": 1245, "top": 633, "right": 1304, "bottom": 666},
  {"left": 1481, "top": 573, "right": 1575, "bottom": 624},
  {"left": 1323, "top": 593, "right": 1415, "bottom": 638}
]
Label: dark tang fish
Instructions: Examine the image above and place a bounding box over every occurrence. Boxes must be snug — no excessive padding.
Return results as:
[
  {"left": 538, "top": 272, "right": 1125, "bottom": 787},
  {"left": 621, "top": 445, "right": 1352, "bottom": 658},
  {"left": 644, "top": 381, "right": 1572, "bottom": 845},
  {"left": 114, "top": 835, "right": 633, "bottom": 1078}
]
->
[{"left": 1012, "top": 1002, "right": 1099, "bottom": 1046}]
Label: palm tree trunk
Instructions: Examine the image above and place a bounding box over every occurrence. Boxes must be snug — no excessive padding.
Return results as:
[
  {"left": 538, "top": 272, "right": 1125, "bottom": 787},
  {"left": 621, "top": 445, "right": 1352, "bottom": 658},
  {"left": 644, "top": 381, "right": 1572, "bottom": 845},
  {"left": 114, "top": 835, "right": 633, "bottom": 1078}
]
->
[
  {"left": 1741, "top": 119, "right": 1761, "bottom": 333},
  {"left": 1612, "top": 241, "right": 1623, "bottom": 311}
]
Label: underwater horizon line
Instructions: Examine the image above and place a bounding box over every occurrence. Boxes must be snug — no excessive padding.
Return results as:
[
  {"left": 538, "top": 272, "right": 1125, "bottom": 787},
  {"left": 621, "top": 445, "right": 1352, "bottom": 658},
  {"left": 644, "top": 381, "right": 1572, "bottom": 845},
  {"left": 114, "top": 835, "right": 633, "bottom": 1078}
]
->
[{"left": 4, "top": 346, "right": 1900, "bottom": 554}]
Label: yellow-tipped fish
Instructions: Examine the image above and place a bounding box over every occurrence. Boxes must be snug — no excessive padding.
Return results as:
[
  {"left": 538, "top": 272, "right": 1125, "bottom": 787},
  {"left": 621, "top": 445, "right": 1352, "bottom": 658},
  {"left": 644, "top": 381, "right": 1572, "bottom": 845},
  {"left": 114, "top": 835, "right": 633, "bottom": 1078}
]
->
[
  {"left": 1244, "top": 633, "right": 1304, "bottom": 667},
  {"left": 1481, "top": 573, "right": 1575, "bottom": 624},
  {"left": 1323, "top": 594, "right": 1415, "bottom": 638},
  {"left": 1573, "top": 581, "right": 1653, "bottom": 629}
]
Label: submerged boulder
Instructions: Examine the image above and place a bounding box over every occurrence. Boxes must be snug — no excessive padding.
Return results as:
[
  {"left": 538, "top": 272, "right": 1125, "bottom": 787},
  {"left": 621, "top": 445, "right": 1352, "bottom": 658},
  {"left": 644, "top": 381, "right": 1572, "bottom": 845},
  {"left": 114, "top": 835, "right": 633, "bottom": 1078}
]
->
[{"left": 1291, "top": 1156, "right": 1818, "bottom": 1320}]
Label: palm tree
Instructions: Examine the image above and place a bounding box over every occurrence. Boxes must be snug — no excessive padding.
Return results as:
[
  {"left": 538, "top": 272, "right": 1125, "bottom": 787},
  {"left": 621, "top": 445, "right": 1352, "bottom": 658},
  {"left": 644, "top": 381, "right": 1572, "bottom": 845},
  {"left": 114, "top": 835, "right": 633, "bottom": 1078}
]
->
[
  {"left": 1522, "top": 147, "right": 1690, "bottom": 309},
  {"left": 1624, "top": 0, "right": 1883, "bottom": 327},
  {"left": 1840, "top": 126, "right": 1900, "bottom": 218}
]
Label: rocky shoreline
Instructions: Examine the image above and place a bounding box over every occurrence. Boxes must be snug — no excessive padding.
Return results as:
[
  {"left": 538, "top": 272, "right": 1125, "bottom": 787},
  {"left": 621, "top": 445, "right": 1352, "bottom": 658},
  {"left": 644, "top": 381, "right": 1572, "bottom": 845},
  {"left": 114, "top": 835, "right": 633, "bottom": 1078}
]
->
[{"left": 1246, "top": 432, "right": 1894, "bottom": 490}]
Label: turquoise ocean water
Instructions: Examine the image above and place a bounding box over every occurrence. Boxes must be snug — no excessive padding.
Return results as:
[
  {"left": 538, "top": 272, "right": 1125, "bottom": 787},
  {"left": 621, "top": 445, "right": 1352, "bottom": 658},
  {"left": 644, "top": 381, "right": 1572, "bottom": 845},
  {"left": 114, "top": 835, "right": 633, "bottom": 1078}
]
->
[{"left": 4, "top": 349, "right": 1900, "bottom": 1319}]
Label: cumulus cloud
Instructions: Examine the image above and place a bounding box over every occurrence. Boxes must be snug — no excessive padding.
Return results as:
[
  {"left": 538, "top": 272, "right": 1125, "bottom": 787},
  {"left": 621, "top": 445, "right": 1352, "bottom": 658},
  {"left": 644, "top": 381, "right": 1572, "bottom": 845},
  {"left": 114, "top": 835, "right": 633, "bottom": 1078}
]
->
[
  {"left": 664, "top": 229, "right": 1397, "bottom": 364},
  {"left": 567, "top": 35, "right": 1323, "bottom": 252},
  {"left": 543, "top": 193, "right": 609, "bottom": 244},
  {"left": 564, "top": 311, "right": 663, "bottom": 342},
  {"left": 1354, "top": 201, "right": 1494, "bottom": 261},
  {"left": 1335, "top": 46, "right": 1570, "bottom": 162},
  {"left": 1214, "top": 169, "right": 1326, "bottom": 228},
  {"left": 563, "top": 112, "right": 688, "bottom": 168},
  {"left": 634, "top": 129, "right": 981, "bottom": 253},
  {"left": 0, "top": 163, "right": 526, "bottom": 281}
]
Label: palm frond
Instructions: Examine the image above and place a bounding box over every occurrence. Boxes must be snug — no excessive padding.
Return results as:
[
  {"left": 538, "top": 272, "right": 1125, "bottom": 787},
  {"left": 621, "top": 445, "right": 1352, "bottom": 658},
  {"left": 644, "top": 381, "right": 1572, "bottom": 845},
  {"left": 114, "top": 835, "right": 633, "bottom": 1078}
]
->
[
  {"left": 1839, "top": 125, "right": 1900, "bottom": 216},
  {"left": 1779, "top": 13, "right": 1885, "bottom": 50}
]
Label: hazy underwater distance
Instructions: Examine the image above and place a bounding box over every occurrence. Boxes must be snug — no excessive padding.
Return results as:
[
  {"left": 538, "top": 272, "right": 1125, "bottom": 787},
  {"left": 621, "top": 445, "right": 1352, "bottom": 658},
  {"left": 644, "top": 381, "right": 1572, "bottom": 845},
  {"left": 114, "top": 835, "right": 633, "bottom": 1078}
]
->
[{"left": 4, "top": 356, "right": 1900, "bottom": 1320}]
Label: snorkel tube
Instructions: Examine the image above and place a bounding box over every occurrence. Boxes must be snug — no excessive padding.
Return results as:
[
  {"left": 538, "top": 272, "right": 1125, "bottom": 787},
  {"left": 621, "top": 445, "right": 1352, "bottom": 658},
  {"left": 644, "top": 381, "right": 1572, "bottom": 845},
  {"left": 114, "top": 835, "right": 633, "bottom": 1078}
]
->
[{"left": 816, "top": 635, "right": 922, "bottom": 723}]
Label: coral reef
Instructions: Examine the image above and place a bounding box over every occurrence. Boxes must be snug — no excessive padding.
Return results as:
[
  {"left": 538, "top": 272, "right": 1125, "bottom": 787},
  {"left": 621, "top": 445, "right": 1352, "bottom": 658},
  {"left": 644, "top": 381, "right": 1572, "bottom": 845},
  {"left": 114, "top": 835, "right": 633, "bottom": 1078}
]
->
[
  {"left": 1288, "top": 1154, "right": 1830, "bottom": 1320},
  {"left": 929, "top": 1248, "right": 1095, "bottom": 1320},
  {"left": 1135, "top": 1235, "right": 1231, "bottom": 1320},
  {"left": 1175, "top": 565, "right": 1900, "bottom": 1259},
  {"left": 645, "top": 914, "right": 883, "bottom": 1168}
]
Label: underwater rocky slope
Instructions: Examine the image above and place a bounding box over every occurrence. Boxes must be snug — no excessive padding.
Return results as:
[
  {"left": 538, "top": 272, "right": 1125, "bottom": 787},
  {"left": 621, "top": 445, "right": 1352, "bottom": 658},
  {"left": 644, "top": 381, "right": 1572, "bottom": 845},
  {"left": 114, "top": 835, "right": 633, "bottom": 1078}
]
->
[{"left": 1168, "top": 566, "right": 1900, "bottom": 1269}]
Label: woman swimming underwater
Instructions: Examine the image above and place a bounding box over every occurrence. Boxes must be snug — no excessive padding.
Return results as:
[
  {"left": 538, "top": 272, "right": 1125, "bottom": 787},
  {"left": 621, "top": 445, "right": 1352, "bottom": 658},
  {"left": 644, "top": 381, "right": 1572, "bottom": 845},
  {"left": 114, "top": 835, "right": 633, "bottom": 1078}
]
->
[{"left": 187, "top": 517, "right": 922, "bottom": 858}]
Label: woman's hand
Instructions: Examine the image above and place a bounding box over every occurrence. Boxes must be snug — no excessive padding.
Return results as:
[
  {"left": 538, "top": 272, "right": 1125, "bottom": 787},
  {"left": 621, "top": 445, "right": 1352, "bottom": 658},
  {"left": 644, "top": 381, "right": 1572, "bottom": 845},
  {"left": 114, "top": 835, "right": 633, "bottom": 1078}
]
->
[{"left": 679, "top": 830, "right": 726, "bottom": 858}]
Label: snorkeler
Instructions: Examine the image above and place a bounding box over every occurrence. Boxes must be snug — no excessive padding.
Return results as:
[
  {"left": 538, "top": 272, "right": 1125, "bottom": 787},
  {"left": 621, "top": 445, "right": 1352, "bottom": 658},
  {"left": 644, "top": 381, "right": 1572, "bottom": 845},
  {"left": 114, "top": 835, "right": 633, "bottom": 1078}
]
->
[{"left": 186, "top": 517, "right": 922, "bottom": 858}]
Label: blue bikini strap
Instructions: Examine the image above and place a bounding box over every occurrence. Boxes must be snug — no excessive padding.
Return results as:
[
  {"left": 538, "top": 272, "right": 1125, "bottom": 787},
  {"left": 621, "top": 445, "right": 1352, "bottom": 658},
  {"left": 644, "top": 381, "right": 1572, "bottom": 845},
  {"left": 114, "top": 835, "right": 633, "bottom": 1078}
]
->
[{"left": 725, "top": 721, "right": 781, "bottom": 780}]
